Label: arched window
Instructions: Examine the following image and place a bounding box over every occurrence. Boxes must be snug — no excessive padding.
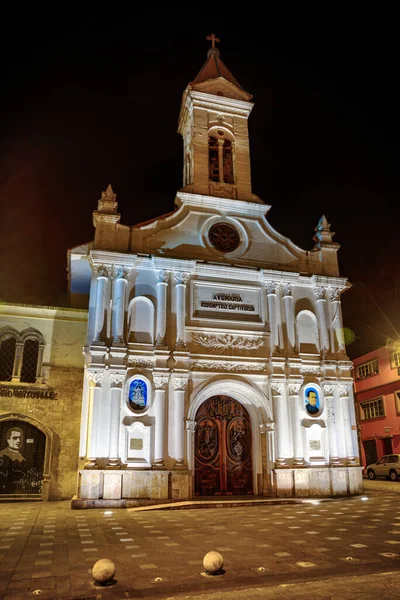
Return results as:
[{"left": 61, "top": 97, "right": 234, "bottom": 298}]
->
[
  {"left": 208, "top": 128, "right": 234, "bottom": 185},
  {"left": 0, "top": 335, "right": 17, "bottom": 382},
  {"left": 20, "top": 338, "right": 40, "bottom": 383}
]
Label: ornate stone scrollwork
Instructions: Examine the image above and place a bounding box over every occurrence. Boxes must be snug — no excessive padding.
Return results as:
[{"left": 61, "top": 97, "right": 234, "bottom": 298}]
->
[
  {"left": 314, "top": 286, "right": 326, "bottom": 301},
  {"left": 186, "top": 420, "right": 197, "bottom": 432},
  {"left": 270, "top": 382, "right": 285, "bottom": 396},
  {"left": 173, "top": 272, "right": 191, "bottom": 285},
  {"left": 259, "top": 422, "right": 275, "bottom": 434},
  {"left": 191, "top": 333, "right": 264, "bottom": 354},
  {"left": 156, "top": 270, "right": 169, "bottom": 284},
  {"left": 87, "top": 371, "right": 104, "bottom": 387},
  {"left": 300, "top": 365, "right": 322, "bottom": 376},
  {"left": 109, "top": 372, "right": 125, "bottom": 388},
  {"left": 96, "top": 265, "right": 109, "bottom": 278},
  {"left": 153, "top": 376, "right": 169, "bottom": 390},
  {"left": 282, "top": 283, "right": 293, "bottom": 298},
  {"left": 189, "top": 361, "right": 266, "bottom": 373},
  {"left": 173, "top": 378, "right": 188, "bottom": 391},
  {"left": 264, "top": 281, "right": 279, "bottom": 295},
  {"left": 127, "top": 357, "right": 154, "bottom": 368},
  {"left": 114, "top": 266, "right": 129, "bottom": 280}
]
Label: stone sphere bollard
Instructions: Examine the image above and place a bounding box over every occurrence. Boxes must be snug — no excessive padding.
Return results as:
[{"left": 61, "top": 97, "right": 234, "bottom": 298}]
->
[
  {"left": 203, "top": 551, "right": 224, "bottom": 575},
  {"left": 92, "top": 558, "right": 116, "bottom": 585}
]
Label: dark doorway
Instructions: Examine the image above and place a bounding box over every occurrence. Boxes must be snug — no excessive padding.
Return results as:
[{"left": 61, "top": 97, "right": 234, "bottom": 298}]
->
[
  {"left": 383, "top": 436, "right": 393, "bottom": 455},
  {"left": 195, "top": 396, "right": 253, "bottom": 496},
  {"left": 0, "top": 420, "right": 46, "bottom": 496},
  {"left": 363, "top": 439, "right": 377, "bottom": 466}
]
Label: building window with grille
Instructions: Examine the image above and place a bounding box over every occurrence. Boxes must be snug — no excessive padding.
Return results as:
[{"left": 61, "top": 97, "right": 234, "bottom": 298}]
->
[
  {"left": 0, "top": 336, "right": 17, "bottom": 381},
  {"left": 390, "top": 351, "right": 400, "bottom": 369},
  {"left": 360, "top": 397, "right": 385, "bottom": 420},
  {"left": 356, "top": 358, "right": 379, "bottom": 380},
  {"left": 0, "top": 329, "right": 44, "bottom": 384}
]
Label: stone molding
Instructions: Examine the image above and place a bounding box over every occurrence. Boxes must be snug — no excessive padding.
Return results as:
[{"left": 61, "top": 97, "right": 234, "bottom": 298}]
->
[
  {"left": 153, "top": 376, "right": 169, "bottom": 390},
  {"left": 260, "top": 422, "right": 275, "bottom": 433},
  {"left": 328, "top": 288, "right": 341, "bottom": 302},
  {"left": 300, "top": 365, "right": 322, "bottom": 376},
  {"left": 191, "top": 333, "right": 264, "bottom": 354},
  {"left": 127, "top": 357, "right": 154, "bottom": 369},
  {"left": 189, "top": 360, "right": 266, "bottom": 373}
]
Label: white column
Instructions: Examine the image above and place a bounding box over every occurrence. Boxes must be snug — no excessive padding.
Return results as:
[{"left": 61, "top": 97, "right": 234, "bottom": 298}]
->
[
  {"left": 218, "top": 138, "right": 224, "bottom": 182},
  {"left": 265, "top": 282, "right": 279, "bottom": 351},
  {"left": 155, "top": 270, "right": 169, "bottom": 346},
  {"left": 93, "top": 265, "right": 109, "bottom": 343},
  {"left": 173, "top": 377, "right": 188, "bottom": 468},
  {"left": 174, "top": 272, "right": 190, "bottom": 349},
  {"left": 340, "top": 384, "right": 357, "bottom": 464},
  {"left": 185, "top": 419, "right": 197, "bottom": 471},
  {"left": 107, "top": 372, "right": 125, "bottom": 467},
  {"left": 86, "top": 371, "right": 104, "bottom": 467},
  {"left": 329, "top": 289, "right": 346, "bottom": 353},
  {"left": 271, "top": 383, "right": 288, "bottom": 466},
  {"left": 288, "top": 383, "right": 304, "bottom": 465},
  {"left": 324, "top": 384, "right": 340, "bottom": 465},
  {"left": 314, "top": 286, "right": 330, "bottom": 354},
  {"left": 113, "top": 267, "right": 129, "bottom": 344},
  {"left": 283, "top": 284, "right": 295, "bottom": 353},
  {"left": 153, "top": 376, "right": 169, "bottom": 468}
]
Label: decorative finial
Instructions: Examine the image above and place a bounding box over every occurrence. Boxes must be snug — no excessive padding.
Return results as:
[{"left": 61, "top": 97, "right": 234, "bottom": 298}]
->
[
  {"left": 206, "top": 33, "right": 220, "bottom": 58},
  {"left": 313, "top": 215, "right": 336, "bottom": 247}
]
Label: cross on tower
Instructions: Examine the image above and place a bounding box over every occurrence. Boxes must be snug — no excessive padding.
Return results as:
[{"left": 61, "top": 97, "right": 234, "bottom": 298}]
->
[{"left": 206, "top": 33, "right": 220, "bottom": 48}]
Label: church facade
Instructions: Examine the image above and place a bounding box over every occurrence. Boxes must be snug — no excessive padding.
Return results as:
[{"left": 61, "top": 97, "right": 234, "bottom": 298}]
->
[{"left": 69, "top": 40, "right": 362, "bottom": 506}]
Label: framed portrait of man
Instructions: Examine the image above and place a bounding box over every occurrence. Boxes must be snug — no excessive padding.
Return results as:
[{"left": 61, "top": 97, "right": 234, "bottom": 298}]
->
[{"left": 304, "top": 387, "right": 320, "bottom": 416}]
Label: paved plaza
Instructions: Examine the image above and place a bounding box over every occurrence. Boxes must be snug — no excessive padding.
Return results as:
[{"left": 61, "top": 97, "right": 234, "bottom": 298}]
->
[{"left": 1, "top": 480, "right": 400, "bottom": 599}]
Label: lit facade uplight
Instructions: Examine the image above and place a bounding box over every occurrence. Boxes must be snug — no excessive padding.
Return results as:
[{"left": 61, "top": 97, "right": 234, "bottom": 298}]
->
[
  {"left": 361, "top": 496, "right": 369, "bottom": 501},
  {"left": 104, "top": 510, "right": 113, "bottom": 515}
]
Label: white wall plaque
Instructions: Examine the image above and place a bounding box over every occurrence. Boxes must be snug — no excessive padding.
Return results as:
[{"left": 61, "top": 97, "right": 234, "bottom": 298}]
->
[{"left": 191, "top": 282, "right": 263, "bottom": 323}]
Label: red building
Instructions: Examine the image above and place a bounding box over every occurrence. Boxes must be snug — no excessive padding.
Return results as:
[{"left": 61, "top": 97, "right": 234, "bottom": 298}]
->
[{"left": 353, "top": 345, "right": 400, "bottom": 468}]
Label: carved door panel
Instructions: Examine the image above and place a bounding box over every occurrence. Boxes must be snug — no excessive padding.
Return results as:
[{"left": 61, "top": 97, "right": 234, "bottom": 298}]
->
[{"left": 195, "top": 396, "right": 253, "bottom": 495}]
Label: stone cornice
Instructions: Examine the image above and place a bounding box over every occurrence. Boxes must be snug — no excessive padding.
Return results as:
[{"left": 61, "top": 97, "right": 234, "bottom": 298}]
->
[
  {"left": 189, "top": 90, "right": 254, "bottom": 117},
  {"left": 175, "top": 192, "right": 269, "bottom": 215}
]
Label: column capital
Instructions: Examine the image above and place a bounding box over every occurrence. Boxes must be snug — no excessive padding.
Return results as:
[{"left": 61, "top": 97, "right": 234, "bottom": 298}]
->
[
  {"left": 173, "top": 377, "right": 188, "bottom": 391},
  {"left": 339, "top": 384, "right": 351, "bottom": 397},
  {"left": 156, "top": 270, "right": 170, "bottom": 284},
  {"left": 114, "top": 266, "right": 130, "bottom": 280},
  {"left": 173, "top": 271, "right": 191, "bottom": 286},
  {"left": 186, "top": 419, "right": 197, "bottom": 432},
  {"left": 264, "top": 281, "right": 279, "bottom": 295},
  {"left": 270, "top": 382, "right": 285, "bottom": 396},
  {"left": 323, "top": 384, "right": 335, "bottom": 396},
  {"left": 282, "top": 283, "right": 293, "bottom": 298},
  {"left": 153, "top": 376, "right": 169, "bottom": 390},
  {"left": 288, "top": 383, "right": 301, "bottom": 395},
  {"left": 259, "top": 422, "right": 275, "bottom": 434},
  {"left": 109, "top": 372, "right": 125, "bottom": 388},
  {"left": 87, "top": 370, "right": 104, "bottom": 387},
  {"left": 314, "top": 286, "right": 327, "bottom": 301},
  {"left": 96, "top": 265, "right": 109, "bottom": 279},
  {"left": 328, "top": 288, "right": 341, "bottom": 302}
]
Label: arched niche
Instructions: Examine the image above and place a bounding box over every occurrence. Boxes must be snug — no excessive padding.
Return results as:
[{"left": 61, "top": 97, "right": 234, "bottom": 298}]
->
[
  {"left": 127, "top": 296, "right": 155, "bottom": 344},
  {"left": 296, "top": 309, "right": 319, "bottom": 354}
]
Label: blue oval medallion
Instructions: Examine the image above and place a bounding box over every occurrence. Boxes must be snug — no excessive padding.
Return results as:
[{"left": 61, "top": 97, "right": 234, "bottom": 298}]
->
[{"left": 129, "top": 379, "right": 147, "bottom": 411}]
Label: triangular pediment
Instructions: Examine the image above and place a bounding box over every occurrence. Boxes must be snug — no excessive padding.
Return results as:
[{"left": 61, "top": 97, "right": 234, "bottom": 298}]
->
[{"left": 190, "top": 77, "right": 252, "bottom": 102}]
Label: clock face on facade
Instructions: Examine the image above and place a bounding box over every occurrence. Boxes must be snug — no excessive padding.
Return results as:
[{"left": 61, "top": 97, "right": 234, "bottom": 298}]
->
[{"left": 208, "top": 223, "right": 240, "bottom": 253}]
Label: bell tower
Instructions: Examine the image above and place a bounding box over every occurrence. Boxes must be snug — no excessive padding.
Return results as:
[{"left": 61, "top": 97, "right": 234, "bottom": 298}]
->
[{"left": 178, "top": 34, "right": 262, "bottom": 203}]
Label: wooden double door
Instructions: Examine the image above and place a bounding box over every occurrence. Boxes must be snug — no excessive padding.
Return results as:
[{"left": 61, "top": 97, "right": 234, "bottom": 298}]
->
[{"left": 195, "top": 396, "right": 253, "bottom": 496}]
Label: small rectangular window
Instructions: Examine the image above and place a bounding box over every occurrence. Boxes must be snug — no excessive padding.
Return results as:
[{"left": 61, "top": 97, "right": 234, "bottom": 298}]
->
[
  {"left": 360, "top": 396, "right": 385, "bottom": 420},
  {"left": 390, "top": 351, "right": 400, "bottom": 369},
  {"left": 356, "top": 359, "right": 379, "bottom": 380}
]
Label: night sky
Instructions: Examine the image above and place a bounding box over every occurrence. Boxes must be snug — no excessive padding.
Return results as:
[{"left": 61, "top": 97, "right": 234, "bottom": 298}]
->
[{"left": 1, "top": 16, "right": 399, "bottom": 359}]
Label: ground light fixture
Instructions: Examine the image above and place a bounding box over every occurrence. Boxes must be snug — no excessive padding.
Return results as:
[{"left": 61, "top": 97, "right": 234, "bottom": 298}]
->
[
  {"left": 104, "top": 510, "right": 113, "bottom": 515},
  {"left": 360, "top": 496, "right": 369, "bottom": 501}
]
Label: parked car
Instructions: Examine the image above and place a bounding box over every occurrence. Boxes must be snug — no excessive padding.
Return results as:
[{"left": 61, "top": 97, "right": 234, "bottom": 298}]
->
[{"left": 366, "top": 455, "right": 400, "bottom": 481}]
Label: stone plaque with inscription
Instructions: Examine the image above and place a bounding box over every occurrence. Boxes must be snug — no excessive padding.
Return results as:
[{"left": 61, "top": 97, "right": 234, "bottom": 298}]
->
[{"left": 192, "top": 282, "right": 263, "bottom": 323}]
